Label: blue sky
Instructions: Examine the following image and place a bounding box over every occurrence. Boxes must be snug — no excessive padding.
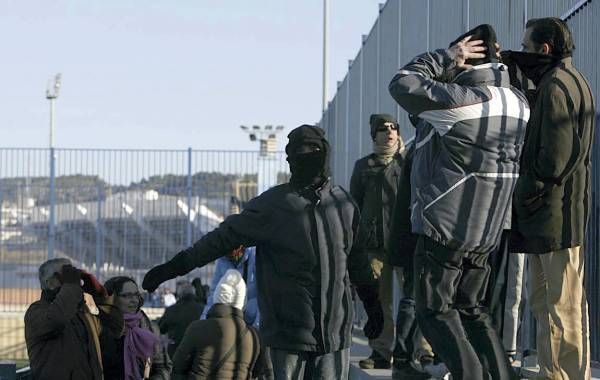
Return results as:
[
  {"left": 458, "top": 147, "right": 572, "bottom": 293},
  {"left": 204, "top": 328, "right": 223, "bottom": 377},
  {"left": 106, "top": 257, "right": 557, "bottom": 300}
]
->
[{"left": 1, "top": 0, "right": 381, "bottom": 150}]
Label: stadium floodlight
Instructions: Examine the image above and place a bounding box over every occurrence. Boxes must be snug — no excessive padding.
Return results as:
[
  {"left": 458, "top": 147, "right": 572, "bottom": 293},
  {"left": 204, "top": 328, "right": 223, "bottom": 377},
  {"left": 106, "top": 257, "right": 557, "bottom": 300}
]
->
[
  {"left": 240, "top": 125, "right": 285, "bottom": 157},
  {"left": 46, "top": 73, "right": 62, "bottom": 148}
]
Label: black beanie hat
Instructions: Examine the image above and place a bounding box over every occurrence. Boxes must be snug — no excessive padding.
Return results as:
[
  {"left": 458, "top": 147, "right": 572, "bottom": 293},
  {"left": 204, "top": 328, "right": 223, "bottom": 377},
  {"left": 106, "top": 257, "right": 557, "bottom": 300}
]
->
[
  {"left": 369, "top": 113, "right": 397, "bottom": 139},
  {"left": 285, "top": 124, "right": 329, "bottom": 156},
  {"left": 450, "top": 24, "right": 498, "bottom": 66}
]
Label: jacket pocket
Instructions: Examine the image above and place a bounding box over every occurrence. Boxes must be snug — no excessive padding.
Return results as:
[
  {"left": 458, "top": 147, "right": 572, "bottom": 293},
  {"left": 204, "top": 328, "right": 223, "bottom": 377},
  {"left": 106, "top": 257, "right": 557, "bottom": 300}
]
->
[{"left": 515, "top": 176, "right": 549, "bottom": 215}]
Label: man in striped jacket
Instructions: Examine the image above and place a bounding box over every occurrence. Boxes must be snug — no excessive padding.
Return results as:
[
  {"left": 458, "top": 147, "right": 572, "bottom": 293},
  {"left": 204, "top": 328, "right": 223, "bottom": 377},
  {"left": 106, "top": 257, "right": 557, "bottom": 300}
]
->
[{"left": 389, "top": 24, "right": 530, "bottom": 379}]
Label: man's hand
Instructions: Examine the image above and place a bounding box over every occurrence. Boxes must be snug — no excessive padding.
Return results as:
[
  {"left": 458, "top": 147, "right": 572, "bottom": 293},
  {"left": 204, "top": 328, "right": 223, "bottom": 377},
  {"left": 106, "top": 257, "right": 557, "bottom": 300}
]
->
[
  {"left": 81, "top": 271, "right": 107, "bottom": 297},
  {"left": 447, "top": 35, "right": 487, "bottom": 70},
  {"left": 58, "top": 265, "right": 81, "bottom": 285},
  {"left": 142, "top": 263, "right": 175, "bottom": 293}
]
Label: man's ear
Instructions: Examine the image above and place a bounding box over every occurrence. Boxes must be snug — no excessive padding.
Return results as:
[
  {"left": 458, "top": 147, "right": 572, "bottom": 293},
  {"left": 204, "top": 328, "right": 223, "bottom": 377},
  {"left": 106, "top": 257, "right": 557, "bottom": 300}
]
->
[{"left": 541, "top": 43, "right": 552, "bottom": 55}]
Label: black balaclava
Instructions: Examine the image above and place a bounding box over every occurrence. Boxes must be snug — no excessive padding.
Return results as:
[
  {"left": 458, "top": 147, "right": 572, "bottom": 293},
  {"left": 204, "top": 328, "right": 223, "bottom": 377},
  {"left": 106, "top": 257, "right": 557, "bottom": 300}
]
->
[
  {"left": 369, "top": 113, "right": 397, "bottom": 139},
  {"left": 500, "top": 50, "right": 561, "bottom": 86},
  {"left": 450, "top": 24, "right": 498, "bottom": 66},
  {"left": 285, "top": 125, "right": 330, "bottom": 190}
]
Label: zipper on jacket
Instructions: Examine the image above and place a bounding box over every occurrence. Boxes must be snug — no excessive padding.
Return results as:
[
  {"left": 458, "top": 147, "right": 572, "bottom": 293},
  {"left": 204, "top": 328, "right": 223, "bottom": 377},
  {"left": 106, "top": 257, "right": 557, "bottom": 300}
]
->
[{"left": 308, "top": 202, "right": 327, "bottom": 352}]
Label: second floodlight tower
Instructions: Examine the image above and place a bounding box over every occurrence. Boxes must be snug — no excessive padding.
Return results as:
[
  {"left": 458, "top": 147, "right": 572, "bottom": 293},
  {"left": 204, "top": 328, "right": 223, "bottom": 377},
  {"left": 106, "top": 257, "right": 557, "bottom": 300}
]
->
[{"left": 240, "top": 125, "right": 285, "bottom": 194}]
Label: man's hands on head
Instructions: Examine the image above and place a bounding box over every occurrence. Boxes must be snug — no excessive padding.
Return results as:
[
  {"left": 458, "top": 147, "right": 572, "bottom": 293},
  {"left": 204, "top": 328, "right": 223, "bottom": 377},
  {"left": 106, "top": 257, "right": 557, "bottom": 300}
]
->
[{"left": 447, "top": 35, "right": 488, "bottom": 70}]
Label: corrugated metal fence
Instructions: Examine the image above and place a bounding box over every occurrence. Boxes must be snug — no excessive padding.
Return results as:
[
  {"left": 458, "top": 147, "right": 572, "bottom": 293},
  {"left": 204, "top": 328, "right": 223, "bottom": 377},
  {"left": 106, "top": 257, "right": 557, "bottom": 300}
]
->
[
  {"left": 0, "top": 147, "right": 289, "bottom": 361},
  {"left": 320, "top": 0, "right": 599, "bottom": 363}
]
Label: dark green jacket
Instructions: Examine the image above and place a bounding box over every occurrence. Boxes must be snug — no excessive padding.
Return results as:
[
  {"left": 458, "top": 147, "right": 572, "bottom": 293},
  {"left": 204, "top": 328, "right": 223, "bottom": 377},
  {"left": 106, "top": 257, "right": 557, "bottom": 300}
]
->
[
  {"left": 172, "top": 304, "right": 261, "bottom": 380},
  {"left": 512, "top": 57, "right": 595, "bottom": 253},
  {"left": 350, "top": 151, "right": 404, "bottom": 256}
]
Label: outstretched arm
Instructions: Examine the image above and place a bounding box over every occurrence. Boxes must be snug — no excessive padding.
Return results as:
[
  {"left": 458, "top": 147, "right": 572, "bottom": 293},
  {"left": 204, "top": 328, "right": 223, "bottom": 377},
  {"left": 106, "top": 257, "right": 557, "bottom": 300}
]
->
[{"left": 142, "top": 197, "right": 271, "bottom": 292}]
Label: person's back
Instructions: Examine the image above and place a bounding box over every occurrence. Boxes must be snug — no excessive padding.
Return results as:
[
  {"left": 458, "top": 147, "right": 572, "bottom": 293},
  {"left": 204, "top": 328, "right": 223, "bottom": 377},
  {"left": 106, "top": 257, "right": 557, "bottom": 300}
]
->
[
  {"left": 160, "top": 285, "right": 204, "bottom": 357},
  {"left": 389, "top": 24, "right": 529, "bottom": 380},
  {"left": 172, "top": 270, "right": 260, "bottom": 380},
  {"left": 389, "top": 33, "right": 530, "bottom": 254}
]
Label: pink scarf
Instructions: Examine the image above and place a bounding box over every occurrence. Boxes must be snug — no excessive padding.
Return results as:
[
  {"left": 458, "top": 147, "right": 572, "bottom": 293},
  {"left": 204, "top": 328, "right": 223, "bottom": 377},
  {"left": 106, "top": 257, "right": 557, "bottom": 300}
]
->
[{"left": 123, "top": 312, "right": 159, "bottom": 380}]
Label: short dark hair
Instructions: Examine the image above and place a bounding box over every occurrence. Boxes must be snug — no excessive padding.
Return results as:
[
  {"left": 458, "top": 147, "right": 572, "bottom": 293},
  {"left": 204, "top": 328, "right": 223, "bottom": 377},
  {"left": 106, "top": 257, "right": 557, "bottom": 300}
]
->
[{"left": 526, "top": 17, "right": 574, "bottom": 58}]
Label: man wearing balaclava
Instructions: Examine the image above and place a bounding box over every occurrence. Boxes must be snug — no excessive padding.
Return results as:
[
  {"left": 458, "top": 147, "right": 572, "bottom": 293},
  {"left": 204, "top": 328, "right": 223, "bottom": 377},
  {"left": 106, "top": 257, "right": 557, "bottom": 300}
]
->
[
  {"left": 349, "top": 114, "right": 406, "bottom": 370},
  {"left": 389, "top": 24, "right": 530, "bottom": 379},
  {"left": 142, "top": 124, "right": 383, "bottom": 379},
  {"left": 502, "top": 18, "right": 594, "bottom": 380}
]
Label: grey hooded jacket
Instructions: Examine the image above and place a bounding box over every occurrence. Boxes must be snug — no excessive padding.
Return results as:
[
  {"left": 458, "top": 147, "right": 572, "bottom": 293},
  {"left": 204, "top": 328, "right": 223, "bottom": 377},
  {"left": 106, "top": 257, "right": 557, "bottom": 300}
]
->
[{"left": 389, "top": 50, "right": 530, "bottom": 254}]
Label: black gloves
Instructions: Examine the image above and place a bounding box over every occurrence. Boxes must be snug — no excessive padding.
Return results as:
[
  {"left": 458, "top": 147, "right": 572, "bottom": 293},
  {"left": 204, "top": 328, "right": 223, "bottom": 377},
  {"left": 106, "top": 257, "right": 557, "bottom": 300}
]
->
[
  {"left": 355, "top": 284, "right": 384, "bottom": 340},
  {"left": 142, "top": 263, "right": 177, "bottom": 293},
  {"left": 59, "top": 265, "right": 82, "bottom": 285}
]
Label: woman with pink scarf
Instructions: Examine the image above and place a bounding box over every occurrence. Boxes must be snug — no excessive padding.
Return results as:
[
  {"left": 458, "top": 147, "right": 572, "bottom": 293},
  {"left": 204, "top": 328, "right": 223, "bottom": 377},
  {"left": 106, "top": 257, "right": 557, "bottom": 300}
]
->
[{"left": 100, "top": 276, "right": 172, "bottom": 380}]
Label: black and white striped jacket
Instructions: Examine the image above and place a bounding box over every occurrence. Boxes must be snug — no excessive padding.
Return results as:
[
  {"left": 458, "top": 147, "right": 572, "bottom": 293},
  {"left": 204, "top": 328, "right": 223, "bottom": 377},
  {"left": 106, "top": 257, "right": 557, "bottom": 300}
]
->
[{"left": 389, "top": 50, "right": 530, "bottom": 254}]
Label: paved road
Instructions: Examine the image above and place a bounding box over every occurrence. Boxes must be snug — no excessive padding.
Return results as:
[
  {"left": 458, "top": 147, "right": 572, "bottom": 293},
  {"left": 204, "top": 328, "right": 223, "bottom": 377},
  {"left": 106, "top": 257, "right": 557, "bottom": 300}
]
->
[{"left": 349, "top": 329, "right": 600, "bottom": 380}]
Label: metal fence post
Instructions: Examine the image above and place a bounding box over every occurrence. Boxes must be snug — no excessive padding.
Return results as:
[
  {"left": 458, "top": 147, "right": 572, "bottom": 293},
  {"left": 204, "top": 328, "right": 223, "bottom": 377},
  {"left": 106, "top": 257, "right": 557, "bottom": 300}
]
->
[
  {"left": 48, "top": 147, "right": 56, "bottom": 259},
  {"left": 186, "top": 147, "right": 193, "bottom": 247},
  {"left": 0, "top": 183, "right": 3, "bottom": 260},
  {"left": 95, "top": 184, "right": 102, "bottom": 279}
]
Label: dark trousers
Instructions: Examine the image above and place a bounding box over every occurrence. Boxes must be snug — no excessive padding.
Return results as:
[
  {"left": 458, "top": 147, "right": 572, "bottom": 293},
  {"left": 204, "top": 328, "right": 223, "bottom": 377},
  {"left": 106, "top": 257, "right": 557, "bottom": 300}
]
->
[
  {"left": 392, "top": 259, "right": 432, "bottom": 365},
  {"left": 270, "top": 348, "right": 349, "bottom": 380},
  {"left": 414, "top": 235, "right": 515, "bottom": 380}
]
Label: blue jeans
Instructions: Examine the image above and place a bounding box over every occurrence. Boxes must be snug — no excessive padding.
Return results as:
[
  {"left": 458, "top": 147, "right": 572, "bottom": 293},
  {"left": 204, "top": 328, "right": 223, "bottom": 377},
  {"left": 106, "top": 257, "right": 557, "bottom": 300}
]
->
[{"left": 270, "top": 348, "right": 349, "bottom": 380}]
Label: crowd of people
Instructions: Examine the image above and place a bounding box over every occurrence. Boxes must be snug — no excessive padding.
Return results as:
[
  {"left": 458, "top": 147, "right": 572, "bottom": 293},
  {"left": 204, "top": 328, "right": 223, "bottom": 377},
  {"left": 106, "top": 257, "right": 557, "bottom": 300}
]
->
[{"left": 24, "top": 17, "right": 594, "bottom": 380}]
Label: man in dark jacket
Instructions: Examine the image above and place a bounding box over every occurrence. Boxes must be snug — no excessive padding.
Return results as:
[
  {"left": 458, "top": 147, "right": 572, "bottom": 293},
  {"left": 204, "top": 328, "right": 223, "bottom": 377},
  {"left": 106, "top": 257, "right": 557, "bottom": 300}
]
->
[
  {"left": 389, "top": 24, "right": 530, "bottom": 379},
  {"left": 143, "top": 124, "right": 383, "bottom": 379},
  {"left": 25, "top": 258, "right": 121, "bottom": 380},
  {"left": 159, "top": 281, "right": 205, "bottom": 357},
  {"left": 350, "top": 113, "right": 403, "bottom": 370},
  {"left": 506, "top": 17, "right": 595, "bottom": 379}
]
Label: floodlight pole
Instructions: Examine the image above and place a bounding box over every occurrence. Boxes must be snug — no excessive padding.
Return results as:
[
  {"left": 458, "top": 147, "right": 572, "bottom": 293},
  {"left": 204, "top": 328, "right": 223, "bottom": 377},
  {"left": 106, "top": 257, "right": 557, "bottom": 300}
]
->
[
  {"left": 46, "top": 74, "right": 61, "bottom": 149},
  {"left": 46, "top": 73, "right": 61, "bottom": 260}
]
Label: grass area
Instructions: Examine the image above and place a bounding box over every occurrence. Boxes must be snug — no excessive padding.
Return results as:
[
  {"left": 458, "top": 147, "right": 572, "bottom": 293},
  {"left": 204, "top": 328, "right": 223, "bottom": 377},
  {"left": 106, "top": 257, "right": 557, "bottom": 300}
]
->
[{"left": 15, "top": 359, "right": 29, "bottom": 369}]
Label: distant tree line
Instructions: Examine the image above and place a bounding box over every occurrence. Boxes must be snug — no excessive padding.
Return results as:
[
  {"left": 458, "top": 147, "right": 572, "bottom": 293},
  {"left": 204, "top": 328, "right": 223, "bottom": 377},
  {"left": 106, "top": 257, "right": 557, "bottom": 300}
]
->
[{"left": 0, "top": 171, "right": 290, "bottom": 206}]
